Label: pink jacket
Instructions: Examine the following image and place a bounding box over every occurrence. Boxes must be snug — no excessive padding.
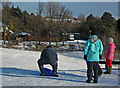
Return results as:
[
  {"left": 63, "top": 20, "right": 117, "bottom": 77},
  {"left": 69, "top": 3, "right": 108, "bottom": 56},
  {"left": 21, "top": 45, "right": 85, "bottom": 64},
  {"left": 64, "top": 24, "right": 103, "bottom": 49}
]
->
[{"left": 105, "top": 43, "right": 116, "bottom": 60}]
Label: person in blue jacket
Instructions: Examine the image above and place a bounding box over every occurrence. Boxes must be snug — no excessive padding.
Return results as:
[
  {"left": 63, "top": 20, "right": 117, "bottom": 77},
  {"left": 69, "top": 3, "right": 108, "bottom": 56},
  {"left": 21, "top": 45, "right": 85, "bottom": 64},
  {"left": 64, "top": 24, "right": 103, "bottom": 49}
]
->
[{"left": 84, "top": 28, "right": 103, "bottom": 83}]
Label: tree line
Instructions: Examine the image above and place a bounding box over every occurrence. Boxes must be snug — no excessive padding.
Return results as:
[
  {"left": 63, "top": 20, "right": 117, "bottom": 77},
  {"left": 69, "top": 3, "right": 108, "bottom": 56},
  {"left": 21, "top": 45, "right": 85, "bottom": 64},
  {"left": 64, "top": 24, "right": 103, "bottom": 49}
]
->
[{"left": 2, "top": 2, "right": 120, "bottom": 52}]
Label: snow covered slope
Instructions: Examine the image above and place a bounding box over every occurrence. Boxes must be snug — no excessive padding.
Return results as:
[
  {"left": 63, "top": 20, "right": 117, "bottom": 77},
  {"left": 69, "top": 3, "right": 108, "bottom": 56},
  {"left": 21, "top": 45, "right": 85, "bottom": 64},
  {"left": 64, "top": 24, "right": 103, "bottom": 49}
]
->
[{"left": 1, "top": 48, "right": 119, "bottom": 86}]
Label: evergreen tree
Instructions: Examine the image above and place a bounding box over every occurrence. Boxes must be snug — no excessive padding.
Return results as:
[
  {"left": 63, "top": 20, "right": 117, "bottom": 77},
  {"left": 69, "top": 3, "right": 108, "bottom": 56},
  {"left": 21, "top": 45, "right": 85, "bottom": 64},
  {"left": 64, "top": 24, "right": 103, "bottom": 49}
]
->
[{"left": 11, "top": 6, "right": 22, "bottom": 18}]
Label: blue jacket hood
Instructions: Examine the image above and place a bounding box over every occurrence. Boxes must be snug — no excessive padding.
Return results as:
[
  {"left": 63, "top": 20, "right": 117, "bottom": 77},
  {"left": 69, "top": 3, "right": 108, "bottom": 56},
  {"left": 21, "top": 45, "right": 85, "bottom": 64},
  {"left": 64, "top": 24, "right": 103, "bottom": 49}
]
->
[{"left": 89, "top": 35, "right": 99, "bottom": 43}]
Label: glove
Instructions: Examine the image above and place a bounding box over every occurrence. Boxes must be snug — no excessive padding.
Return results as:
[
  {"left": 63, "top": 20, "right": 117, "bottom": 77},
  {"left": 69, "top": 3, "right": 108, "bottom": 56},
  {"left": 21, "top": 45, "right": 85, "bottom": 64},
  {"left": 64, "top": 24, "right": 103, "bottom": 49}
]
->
[
  {"left": 99, "top": 55, "right": 102, "bottom": 60},
  {"left": 84, "top": 55, "right": 87, "bottom": 60}
]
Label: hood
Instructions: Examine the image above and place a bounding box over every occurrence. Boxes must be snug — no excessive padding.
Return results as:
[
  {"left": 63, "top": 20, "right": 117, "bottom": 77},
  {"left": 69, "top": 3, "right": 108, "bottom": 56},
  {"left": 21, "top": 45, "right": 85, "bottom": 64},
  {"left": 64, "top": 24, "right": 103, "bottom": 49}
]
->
[
  {"left": 89, "top": 35, "right": 98, "bottom": 43},
  {"left": 89, "top": 35, "right": 98, "bottom": 38}
]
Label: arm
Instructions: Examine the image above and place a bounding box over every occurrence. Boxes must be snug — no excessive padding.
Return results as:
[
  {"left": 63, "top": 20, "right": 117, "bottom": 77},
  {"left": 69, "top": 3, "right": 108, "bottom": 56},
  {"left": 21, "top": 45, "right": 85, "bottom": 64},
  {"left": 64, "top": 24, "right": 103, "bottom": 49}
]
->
[
  {"left": 109, "top": 44, "right": 116, "bottom": 53},
  {"left": 84, "top": 40, "right": 90, "bottom": 60},
  {"left": 98, "top": 40, "right": 103, "bottom": 60},
  {"left": 84, "top": 40, "right": 90, "bottom": 55},
  {"left": 99, "top": 40, "right": 103, "bottom": 55},
  {"left": 105, "top": 45, "right": 109, "bottom": 59}
]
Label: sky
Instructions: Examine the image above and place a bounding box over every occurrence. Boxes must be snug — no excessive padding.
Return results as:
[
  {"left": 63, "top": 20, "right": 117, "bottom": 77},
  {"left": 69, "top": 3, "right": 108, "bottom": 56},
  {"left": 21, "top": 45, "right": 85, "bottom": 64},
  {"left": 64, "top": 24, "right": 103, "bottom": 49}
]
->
[
  {"left": 11, "top": 2, "right": 118, "bottom": 18},
  {"left": 8, "top": 0, "right": 120, "bottom": 2}
]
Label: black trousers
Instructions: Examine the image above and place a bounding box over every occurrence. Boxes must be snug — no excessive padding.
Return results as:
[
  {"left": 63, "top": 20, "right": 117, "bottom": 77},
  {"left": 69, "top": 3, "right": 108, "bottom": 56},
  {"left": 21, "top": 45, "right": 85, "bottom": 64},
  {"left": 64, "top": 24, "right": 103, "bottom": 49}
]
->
[
  {"left": 37, "top": 59, "right": 58, "bottom": 75},
  {"left": 87, "top": 61, "right": 99, "bottom": 82}
]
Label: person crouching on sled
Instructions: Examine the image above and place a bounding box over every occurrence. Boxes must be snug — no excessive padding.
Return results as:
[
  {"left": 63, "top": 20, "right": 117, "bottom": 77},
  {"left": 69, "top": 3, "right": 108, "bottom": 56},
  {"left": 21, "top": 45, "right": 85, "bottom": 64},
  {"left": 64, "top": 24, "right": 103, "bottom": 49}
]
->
[{"left": 37, "top": 45, "right": 58, "bottom": 77}]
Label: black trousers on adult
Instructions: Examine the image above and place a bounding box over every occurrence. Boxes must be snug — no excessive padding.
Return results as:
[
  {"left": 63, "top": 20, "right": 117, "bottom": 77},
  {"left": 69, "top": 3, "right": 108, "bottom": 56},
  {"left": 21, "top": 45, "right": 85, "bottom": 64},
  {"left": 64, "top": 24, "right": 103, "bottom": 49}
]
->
[
  {"left": 37, "top": 59, "right": 58, "bottom": 75},
  {"left": 87, "top": 61, "right": 99, "bottom": 83}
]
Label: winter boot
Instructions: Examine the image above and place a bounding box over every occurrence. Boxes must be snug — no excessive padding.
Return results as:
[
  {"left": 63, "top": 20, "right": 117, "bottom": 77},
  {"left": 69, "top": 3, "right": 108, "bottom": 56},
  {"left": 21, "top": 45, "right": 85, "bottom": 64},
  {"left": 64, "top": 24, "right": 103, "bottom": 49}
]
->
[
  {"left": 108, "top": 66, "right": 112, "bottom": 74},
  {"left": 39, "top": 65, "right": 46, "bottom": 76},
  {"left": 54, "top": 73, "right": 59, "bottom": 77},
  {"left": 40, "top": 70, "right": 46, "bottom": 76},
  {"left": 40, "top": 73, "right": 46, "bottom": 76},
  {"left": 104, "top": 66, "right": 109, "bottom": 74},
  {"left": 53, "top": 71, "right": 59, "bottom": 77},
  {"left": 86, "top": 79, "right": 92, "bottom": 83},
  {"left": 52, "top": 64, "right": 58, "bottom": 77}
]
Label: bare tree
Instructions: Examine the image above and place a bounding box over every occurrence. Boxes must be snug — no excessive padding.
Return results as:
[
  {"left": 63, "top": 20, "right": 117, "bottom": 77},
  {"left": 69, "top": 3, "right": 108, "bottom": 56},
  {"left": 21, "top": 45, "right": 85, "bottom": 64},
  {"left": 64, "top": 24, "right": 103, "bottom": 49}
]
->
[
  {"left": 78, "top": 14, "right": 86, "bottom": 23},
  {"left": 36, "top": 1, "right": 44, "bottom": 49},
  {"left": 2, "top": 2, "right": 13, "bottom": 8},
  {"left": 38, "top": 1, "right": 44, "bottom": 16},
  {"left": 44, "top": 2, "right": 72, "bottom": 46}
]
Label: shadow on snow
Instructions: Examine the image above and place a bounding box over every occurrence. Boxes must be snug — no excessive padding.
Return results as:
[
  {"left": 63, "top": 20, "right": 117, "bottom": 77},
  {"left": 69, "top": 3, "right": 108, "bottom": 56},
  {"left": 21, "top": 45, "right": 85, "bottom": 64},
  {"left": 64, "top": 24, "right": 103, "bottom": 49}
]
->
[{"left": 1, "top": 67, "right": 87, "bottom": 83}]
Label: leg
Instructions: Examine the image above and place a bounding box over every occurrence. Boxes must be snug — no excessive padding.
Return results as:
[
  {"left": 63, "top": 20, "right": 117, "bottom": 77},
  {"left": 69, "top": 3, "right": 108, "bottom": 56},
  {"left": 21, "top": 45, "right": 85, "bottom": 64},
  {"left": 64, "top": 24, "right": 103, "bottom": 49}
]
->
[
  {"left": 98, "top": 64, "right": 103, "bottom": 77},
  {"left": 105, "top": 63, "right": 107, "bottom": 69},
  {"left": 37, "top": 59, "right": 46, "bottom": 76},
  {"left": 51, "top": 62, "right": 58, "bottom": 77},
  {"left": 87, "top": 62, "right": 93, "bottom": 82},
  {"left": 86, "top": 60, "right": 89, "bottom": 78},
  {"left": 108, "top": 60, "right": 112, "bottom": 74},
  {"left": 104, "top": 59, "right": 109, "bottom": 74},
  {"left": 93, "top": 62, "right": 98, "bottom": 83}
]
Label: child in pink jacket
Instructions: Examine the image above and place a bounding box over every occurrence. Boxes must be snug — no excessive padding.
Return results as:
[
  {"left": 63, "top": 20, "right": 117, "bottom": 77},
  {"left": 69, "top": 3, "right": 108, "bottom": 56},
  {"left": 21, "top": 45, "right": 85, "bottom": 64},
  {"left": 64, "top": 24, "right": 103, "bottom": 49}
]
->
[{"left": 104, "top": 37, "right": 116, "bottom": 74}]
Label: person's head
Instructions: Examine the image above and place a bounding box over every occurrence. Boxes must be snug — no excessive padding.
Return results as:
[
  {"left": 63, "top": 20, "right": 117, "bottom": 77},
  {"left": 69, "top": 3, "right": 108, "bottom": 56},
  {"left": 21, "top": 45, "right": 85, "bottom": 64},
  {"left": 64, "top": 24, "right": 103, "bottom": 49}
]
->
[
  {"left": 107, "top": 37, "right": 114, "bottom": 43},
  {"left": 46, "top": 45, "right": 52, "bottom": 48},
  {"left": 89, "top": 26, "right": 97, "bottom": 35}
]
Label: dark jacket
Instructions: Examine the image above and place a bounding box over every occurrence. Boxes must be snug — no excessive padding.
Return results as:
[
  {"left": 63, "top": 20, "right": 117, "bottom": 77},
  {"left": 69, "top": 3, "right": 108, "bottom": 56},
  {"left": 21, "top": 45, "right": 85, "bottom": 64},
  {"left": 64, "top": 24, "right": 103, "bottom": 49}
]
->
[{"left": 39, "top": 47, "right": 58, "bottom": 65}]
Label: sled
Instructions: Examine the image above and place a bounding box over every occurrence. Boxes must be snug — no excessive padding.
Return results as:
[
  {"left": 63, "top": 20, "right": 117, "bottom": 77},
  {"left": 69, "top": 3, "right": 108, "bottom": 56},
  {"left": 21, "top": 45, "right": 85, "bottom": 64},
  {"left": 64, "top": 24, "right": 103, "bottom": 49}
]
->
[{"left": 44, "top": 68, "right": 54, "bottom": 76}]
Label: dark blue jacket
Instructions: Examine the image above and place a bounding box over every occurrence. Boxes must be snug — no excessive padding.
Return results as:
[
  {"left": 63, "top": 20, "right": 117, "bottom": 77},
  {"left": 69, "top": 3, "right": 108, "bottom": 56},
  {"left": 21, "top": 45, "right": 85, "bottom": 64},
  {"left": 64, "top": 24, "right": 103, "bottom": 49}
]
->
[{"left": 40, "top": 47, "right": 58, "bottom": 64}]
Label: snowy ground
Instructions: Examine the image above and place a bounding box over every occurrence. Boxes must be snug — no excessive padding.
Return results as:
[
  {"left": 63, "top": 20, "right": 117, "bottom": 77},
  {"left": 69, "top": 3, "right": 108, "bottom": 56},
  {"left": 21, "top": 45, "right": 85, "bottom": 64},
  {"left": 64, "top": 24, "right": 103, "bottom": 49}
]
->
[{"left": 0, "top": 48, "right": 120, "bottom": 87}]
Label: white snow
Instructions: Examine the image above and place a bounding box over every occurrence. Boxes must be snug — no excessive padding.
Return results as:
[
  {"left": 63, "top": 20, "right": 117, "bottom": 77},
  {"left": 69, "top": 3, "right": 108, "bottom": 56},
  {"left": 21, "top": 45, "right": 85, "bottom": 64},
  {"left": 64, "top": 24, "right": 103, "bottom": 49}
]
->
[
  {"left": 1, "top": 40, "right": 86, "bottom": 52},
  {"left": 0, "top": 48, "right": 119, "bottom": 86}
]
